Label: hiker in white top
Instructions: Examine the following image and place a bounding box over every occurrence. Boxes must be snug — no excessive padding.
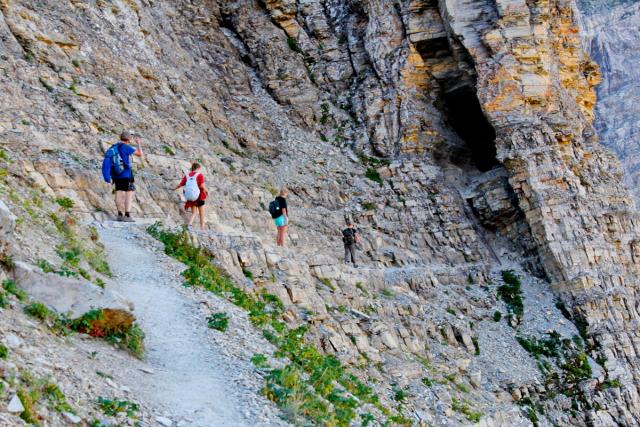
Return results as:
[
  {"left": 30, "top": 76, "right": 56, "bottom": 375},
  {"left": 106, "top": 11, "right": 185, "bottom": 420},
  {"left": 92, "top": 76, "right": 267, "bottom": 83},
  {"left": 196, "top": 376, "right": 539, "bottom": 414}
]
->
[{"left": 175, "top": 162, "right": 207, "bottom": 230}]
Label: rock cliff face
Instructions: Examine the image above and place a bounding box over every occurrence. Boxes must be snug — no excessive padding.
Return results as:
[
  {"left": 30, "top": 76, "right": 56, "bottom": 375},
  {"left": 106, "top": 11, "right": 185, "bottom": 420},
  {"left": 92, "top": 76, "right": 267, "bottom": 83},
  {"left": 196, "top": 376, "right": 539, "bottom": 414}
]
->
[
  {"left": 577, "top": 0, "right": 640, "bottom": 201},
  {"left": 1, "top": 0, "right": 640, "bottom": 425}
]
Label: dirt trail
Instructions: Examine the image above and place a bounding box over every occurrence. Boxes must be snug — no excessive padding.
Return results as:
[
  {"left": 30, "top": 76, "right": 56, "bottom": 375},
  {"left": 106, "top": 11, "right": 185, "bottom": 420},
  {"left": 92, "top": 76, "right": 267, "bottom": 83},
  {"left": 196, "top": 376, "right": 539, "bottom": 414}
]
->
[{"left": 97, "top": 222, "right": 286, "bottom": 427}]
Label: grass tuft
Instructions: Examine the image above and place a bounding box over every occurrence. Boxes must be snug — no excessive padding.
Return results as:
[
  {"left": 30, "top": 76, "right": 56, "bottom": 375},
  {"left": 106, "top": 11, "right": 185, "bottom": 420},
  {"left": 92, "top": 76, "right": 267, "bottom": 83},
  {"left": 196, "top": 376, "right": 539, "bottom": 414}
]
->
[
  {"left": 365, "top": 168, "right": 383, "bottom": 186},
  {"left": 207, "top": 312, "right": 229, "bottom": 332}
]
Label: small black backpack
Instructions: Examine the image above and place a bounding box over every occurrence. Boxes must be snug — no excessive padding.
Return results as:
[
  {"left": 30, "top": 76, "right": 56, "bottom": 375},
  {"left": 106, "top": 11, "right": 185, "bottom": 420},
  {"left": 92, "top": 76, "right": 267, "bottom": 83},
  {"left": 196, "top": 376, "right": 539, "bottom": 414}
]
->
[
  {"left": 268, "top": 199, "right": 281, "bottom": 219},
  {"left": 342, "top": 228, "right": 356, "bottom": 245}
]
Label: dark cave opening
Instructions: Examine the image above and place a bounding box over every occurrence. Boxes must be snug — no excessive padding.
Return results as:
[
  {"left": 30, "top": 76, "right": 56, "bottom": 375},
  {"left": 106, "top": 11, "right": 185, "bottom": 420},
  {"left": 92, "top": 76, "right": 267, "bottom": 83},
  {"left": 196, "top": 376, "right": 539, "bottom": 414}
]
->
[{"left": 442, "top": 85, "right": 499, "bottom": 172}]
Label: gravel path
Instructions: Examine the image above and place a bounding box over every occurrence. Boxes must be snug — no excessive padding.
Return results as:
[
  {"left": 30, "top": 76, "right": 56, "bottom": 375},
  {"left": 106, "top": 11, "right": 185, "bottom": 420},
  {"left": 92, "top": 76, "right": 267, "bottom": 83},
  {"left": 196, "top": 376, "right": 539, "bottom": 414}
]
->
[{"left": 97, "top": 222, "right": 286, "bottom": 427}]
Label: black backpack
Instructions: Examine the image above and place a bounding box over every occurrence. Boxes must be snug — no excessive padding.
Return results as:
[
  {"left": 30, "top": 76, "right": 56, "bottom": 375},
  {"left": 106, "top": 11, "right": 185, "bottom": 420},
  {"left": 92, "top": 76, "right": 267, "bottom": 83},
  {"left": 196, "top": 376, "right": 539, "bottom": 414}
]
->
[
  {"left": 342, "top": 228, "right": 356, "bottom": 245},
  {"left": 268, "top": 199, "right": 281, "bottom": 219}
]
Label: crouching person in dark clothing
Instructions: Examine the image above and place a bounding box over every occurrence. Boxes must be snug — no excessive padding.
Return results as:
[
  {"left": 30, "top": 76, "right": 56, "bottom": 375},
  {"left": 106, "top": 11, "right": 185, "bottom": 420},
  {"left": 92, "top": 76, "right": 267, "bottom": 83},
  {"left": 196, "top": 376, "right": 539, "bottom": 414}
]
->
[{"left": 342, "top": 220, "right": 360, "bottom": 267}]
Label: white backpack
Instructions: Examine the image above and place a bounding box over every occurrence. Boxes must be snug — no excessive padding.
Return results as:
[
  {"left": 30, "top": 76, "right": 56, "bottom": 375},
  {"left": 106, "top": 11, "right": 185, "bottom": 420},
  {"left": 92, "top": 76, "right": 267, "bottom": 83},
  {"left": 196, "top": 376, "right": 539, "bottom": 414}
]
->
[{"left": 184, "top": 173, "right": 201, "bottom": 201}]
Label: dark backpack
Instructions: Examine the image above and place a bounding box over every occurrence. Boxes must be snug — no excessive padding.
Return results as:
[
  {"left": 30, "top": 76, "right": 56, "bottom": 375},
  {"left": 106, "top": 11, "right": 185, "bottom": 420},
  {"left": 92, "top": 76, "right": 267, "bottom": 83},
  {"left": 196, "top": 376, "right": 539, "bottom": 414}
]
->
[
  {"left": 342, "top": 228, "right": 356, "bottom": 245},
  {"left": 268, "top": 199, "right": 281, "bottom": 219}
]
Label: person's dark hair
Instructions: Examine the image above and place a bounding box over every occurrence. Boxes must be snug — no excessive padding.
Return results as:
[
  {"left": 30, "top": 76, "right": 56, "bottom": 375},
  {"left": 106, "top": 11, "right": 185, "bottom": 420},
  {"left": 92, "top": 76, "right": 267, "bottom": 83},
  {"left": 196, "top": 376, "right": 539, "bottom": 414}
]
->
[{"left": 191, "top": 162, "right": 201, "bottom": 172}]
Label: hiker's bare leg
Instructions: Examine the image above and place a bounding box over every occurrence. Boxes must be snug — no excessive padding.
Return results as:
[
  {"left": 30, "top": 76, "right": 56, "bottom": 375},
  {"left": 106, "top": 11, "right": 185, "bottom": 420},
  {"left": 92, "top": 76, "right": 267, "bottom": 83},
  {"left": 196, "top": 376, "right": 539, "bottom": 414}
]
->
[
  {"left": 124, "top": 191, "right": 135, "bottom": 213},
  {"left": 198, "top": 205, "right": 206, "bottom": 230},
  {"left": 188, "top": 207, "right": 198, "bottom": 227},
  {"left": 276, "top": 227, "right": 283, "bottom": 246},
  {"left": 281, "top": 225, "right": 288, "bottom": 247},
  {"left": 115, "top": 191, "right": 125, "bottom": 213}
]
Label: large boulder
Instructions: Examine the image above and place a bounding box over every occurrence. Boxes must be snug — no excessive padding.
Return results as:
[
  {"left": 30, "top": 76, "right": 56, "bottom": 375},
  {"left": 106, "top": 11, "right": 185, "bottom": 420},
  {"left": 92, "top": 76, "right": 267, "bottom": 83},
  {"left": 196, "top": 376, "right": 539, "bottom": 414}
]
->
[
  {"left": 464, "top": 168, "right": 523, "bottom": 231},
  {"left": 13, "top": 261, "right": 133, "bottom": 320}
]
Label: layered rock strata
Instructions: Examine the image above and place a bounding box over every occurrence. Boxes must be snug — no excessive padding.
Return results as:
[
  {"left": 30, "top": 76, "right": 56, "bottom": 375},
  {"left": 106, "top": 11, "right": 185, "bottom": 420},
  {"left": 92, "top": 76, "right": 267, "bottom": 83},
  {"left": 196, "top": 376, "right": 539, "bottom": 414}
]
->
[{"left": 1, "top": 0, "right": 639, "bottom": 424}]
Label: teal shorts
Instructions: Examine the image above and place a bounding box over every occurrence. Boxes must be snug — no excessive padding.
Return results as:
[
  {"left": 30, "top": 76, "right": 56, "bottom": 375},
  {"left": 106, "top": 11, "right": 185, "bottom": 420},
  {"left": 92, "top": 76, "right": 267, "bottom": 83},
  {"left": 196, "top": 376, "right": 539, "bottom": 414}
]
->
[{"left": 274, "top": 215, "right": 287, "bottom": 227}]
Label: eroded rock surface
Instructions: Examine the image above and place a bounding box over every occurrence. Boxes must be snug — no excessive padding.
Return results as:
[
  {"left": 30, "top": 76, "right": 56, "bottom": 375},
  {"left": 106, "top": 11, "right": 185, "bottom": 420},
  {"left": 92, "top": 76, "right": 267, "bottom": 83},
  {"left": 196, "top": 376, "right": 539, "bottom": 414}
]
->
[{"left": 0, "top": 0, "right": 639, "bottom": 425}]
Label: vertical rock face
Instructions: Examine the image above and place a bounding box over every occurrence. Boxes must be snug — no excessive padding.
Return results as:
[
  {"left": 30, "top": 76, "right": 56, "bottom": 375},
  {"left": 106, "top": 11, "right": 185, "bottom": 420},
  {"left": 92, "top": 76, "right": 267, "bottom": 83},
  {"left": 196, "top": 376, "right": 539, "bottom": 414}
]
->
[
  {"left": 1, "top": 0, "right": 640, "bottom": 424},
  {"left": 577, "top": 0, "right": 640, "bottom": 201}
]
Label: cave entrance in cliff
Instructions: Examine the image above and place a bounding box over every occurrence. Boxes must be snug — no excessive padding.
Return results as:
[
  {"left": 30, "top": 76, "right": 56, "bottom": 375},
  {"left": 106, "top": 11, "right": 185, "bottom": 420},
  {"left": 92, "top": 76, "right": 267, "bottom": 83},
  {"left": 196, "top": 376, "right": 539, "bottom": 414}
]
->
[{"left": 442, "top": 85, "right": 499, "bottom": 172}]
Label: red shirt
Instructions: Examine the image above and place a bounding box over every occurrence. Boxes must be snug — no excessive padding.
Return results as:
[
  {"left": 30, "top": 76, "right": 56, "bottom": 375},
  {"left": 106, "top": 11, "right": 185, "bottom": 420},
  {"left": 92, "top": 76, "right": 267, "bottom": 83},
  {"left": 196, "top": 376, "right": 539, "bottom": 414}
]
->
[{"left": 179, "top": 171, "right": 207, "bottom": 201}]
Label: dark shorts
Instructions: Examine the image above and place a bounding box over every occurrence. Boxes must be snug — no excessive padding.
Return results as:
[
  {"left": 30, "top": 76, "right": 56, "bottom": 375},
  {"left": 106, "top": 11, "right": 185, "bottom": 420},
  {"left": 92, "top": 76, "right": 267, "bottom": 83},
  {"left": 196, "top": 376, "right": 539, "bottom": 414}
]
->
[
  {"left": 113, "top": 177, "right": 135, "bottom": 192},
  {"left": 185, "top": 199, "right": 205, "bottom": 209}
]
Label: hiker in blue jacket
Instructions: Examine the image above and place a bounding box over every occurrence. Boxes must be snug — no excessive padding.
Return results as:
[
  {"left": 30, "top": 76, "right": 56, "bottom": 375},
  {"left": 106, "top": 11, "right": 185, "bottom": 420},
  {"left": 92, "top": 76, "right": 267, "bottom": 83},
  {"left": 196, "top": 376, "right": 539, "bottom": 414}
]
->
[{"left": 102, "top": 131, "right": 143, "bottom": 222}]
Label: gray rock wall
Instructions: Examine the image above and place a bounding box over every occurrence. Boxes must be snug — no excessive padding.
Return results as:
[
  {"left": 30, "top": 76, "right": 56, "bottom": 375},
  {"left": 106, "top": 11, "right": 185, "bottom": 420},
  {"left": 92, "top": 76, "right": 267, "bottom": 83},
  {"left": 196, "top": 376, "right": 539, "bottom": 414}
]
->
[{"left": 578, "top": 0, "right": 640, "bottom": 200}]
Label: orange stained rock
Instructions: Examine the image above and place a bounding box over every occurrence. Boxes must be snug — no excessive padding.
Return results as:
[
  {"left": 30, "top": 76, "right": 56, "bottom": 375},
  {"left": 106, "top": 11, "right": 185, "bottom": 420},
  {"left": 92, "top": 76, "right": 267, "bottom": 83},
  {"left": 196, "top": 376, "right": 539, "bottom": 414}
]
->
[{"left": 402, "top": 47, "right": 430, "bottom": 90}]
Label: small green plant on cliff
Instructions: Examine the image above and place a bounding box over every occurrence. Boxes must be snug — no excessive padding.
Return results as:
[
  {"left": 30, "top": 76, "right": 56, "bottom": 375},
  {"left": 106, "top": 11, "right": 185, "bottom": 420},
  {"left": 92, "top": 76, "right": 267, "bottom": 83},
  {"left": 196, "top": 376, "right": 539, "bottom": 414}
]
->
[
  {"left": 9, "top": 372, "right": 75, "bottom": 425},
  {"left": 365, "top": 168, "right": 383, "bottom": 186},
  {"left": 24, "top": 302, "right": 55, "bottom": 322},
  {"left": 493, "top": 311, "right": 502, "bottom": 322},
  {"left": 498, "top": 270, "right": 524, "bottom": 322},
  {"left": 242, "top": 269, "right": 254, "bottom": 281},
  {"left": 0, "top": 343, "right": 8, "bottom": 359},
  {"left": 39, "top": 77, "right": 54, "bottom": 92},
  {"left": 287, "top": 36, "right": 302, "bottom": 53},
  {"left": 361, "top": 201, "right": 375, "bottom": 211},
  {"left": 97, "top": 396, "right": 139, "bottom": 418},
  {"left": 55, "top": 197, "right": 75, "bottom": 209},
  {"left": 207, "top": 312, "right": 229, "bottom": 332},
  {"left": 452, "top": 398, "right": 482, "bottom": 423},
  {"left": 251, "top": 353, "right": 269, "bottom": 369},
  {"left": 319, "top": 102, "right": 331, "bottom": 125},
  {"left": 3, "top": 279, "right": 27, "bottom": 301},
  {"left": 517, "top": 331, "right": 561, "bottom": 359}
]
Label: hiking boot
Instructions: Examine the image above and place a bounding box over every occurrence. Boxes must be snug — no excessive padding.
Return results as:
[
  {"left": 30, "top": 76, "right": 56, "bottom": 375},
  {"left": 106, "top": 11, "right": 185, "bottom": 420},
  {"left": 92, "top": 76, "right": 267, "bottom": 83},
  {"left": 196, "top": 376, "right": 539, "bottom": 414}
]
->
[
  {"left": 116, "top": 215, "right": 124, "bottom": 222},
  {"left": 122, "top": 216, "right": 135, "bottom": 223}
]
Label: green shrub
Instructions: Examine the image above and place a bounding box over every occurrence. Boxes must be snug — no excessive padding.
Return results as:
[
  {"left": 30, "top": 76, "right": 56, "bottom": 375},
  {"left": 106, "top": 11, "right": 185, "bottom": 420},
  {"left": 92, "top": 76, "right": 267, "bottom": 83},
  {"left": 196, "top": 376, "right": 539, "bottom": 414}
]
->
[
  {"left": 242, "top": 269, "right": 254, "bottom": 281},
  {"left": 3, "top": 279, "right": 27, "bottom": 301},
  {"left": 251, "top": 353, "right": 269, "bottom": 369},
  {"left": 287, "top": 36, "right": 302, "bottom": 53},
  {"left": 472, "top": 337, "right": 480, "bottom": 356},
  {"left": 162, "top": 145, "right": 175, "bottom": 156},
  {"left": 365, "top": 168, "right": 383, "bottom": 186},
  {"left": 39, "top": 77, "right": 54, "bottom": 92},
  {"left": 25, "top": 302, "right": 55, "bottom": 321},
  {"left": 498, "top": 270, "right": 523, "bottom": 321},
  {"left": 56, "top": 245, "right": 81, "bottom": 267},
  {"left": 207, "top": 312, "right": 229, "bottom": 332},
  {"left": 86, "top": 250, "right": 112, "bottom": 277},
  {"left": 493, "top": 311, "right": 502, "bottom": 322},
  {"left": 97, "top": 397, "right": 139, "bottom": 417},
  {"left": 562, "top": 352, "right": 592, "bottom": 384},
  {"left": 516, "top": 331, "right": 561, "bottom": 358},
  {"left": 43, "top": 382, "right": 73, "bottom": 412},
  {"left": 0, "top": 343, "right": 8, "bottom": 359},
  {"left": 452, "top": 398, "right": 482, "bottom": 422},
  {"left": 56, "top": 197, "right": 75, "bottom": 209},
  {"left": 361, "top": 202, "right": 375, "bottom": 210},
  {"left": 17, "top": 388, "right": 39, "bottom": 425}
]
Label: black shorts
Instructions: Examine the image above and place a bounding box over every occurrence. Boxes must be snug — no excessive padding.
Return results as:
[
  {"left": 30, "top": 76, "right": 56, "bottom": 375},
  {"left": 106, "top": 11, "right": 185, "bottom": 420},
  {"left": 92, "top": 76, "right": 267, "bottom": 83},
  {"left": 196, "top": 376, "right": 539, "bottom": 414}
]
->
[{"left": 113, "top": 177, "right": 135, "bottom": 192}]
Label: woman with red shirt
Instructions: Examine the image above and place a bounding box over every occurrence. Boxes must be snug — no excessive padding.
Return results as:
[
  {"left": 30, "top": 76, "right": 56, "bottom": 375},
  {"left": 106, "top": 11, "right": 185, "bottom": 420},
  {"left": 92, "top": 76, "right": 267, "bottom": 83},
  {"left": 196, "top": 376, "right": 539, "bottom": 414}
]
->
[{"left": 175, "top": 162, "right": 208, "bottom": 230}]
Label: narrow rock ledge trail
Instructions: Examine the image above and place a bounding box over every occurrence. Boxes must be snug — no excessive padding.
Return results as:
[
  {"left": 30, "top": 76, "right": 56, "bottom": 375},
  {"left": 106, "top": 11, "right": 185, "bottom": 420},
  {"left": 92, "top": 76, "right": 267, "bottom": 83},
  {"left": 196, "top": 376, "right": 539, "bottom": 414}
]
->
[{"left": 96, "top": 222, "right": 288, "bottom": 427}]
